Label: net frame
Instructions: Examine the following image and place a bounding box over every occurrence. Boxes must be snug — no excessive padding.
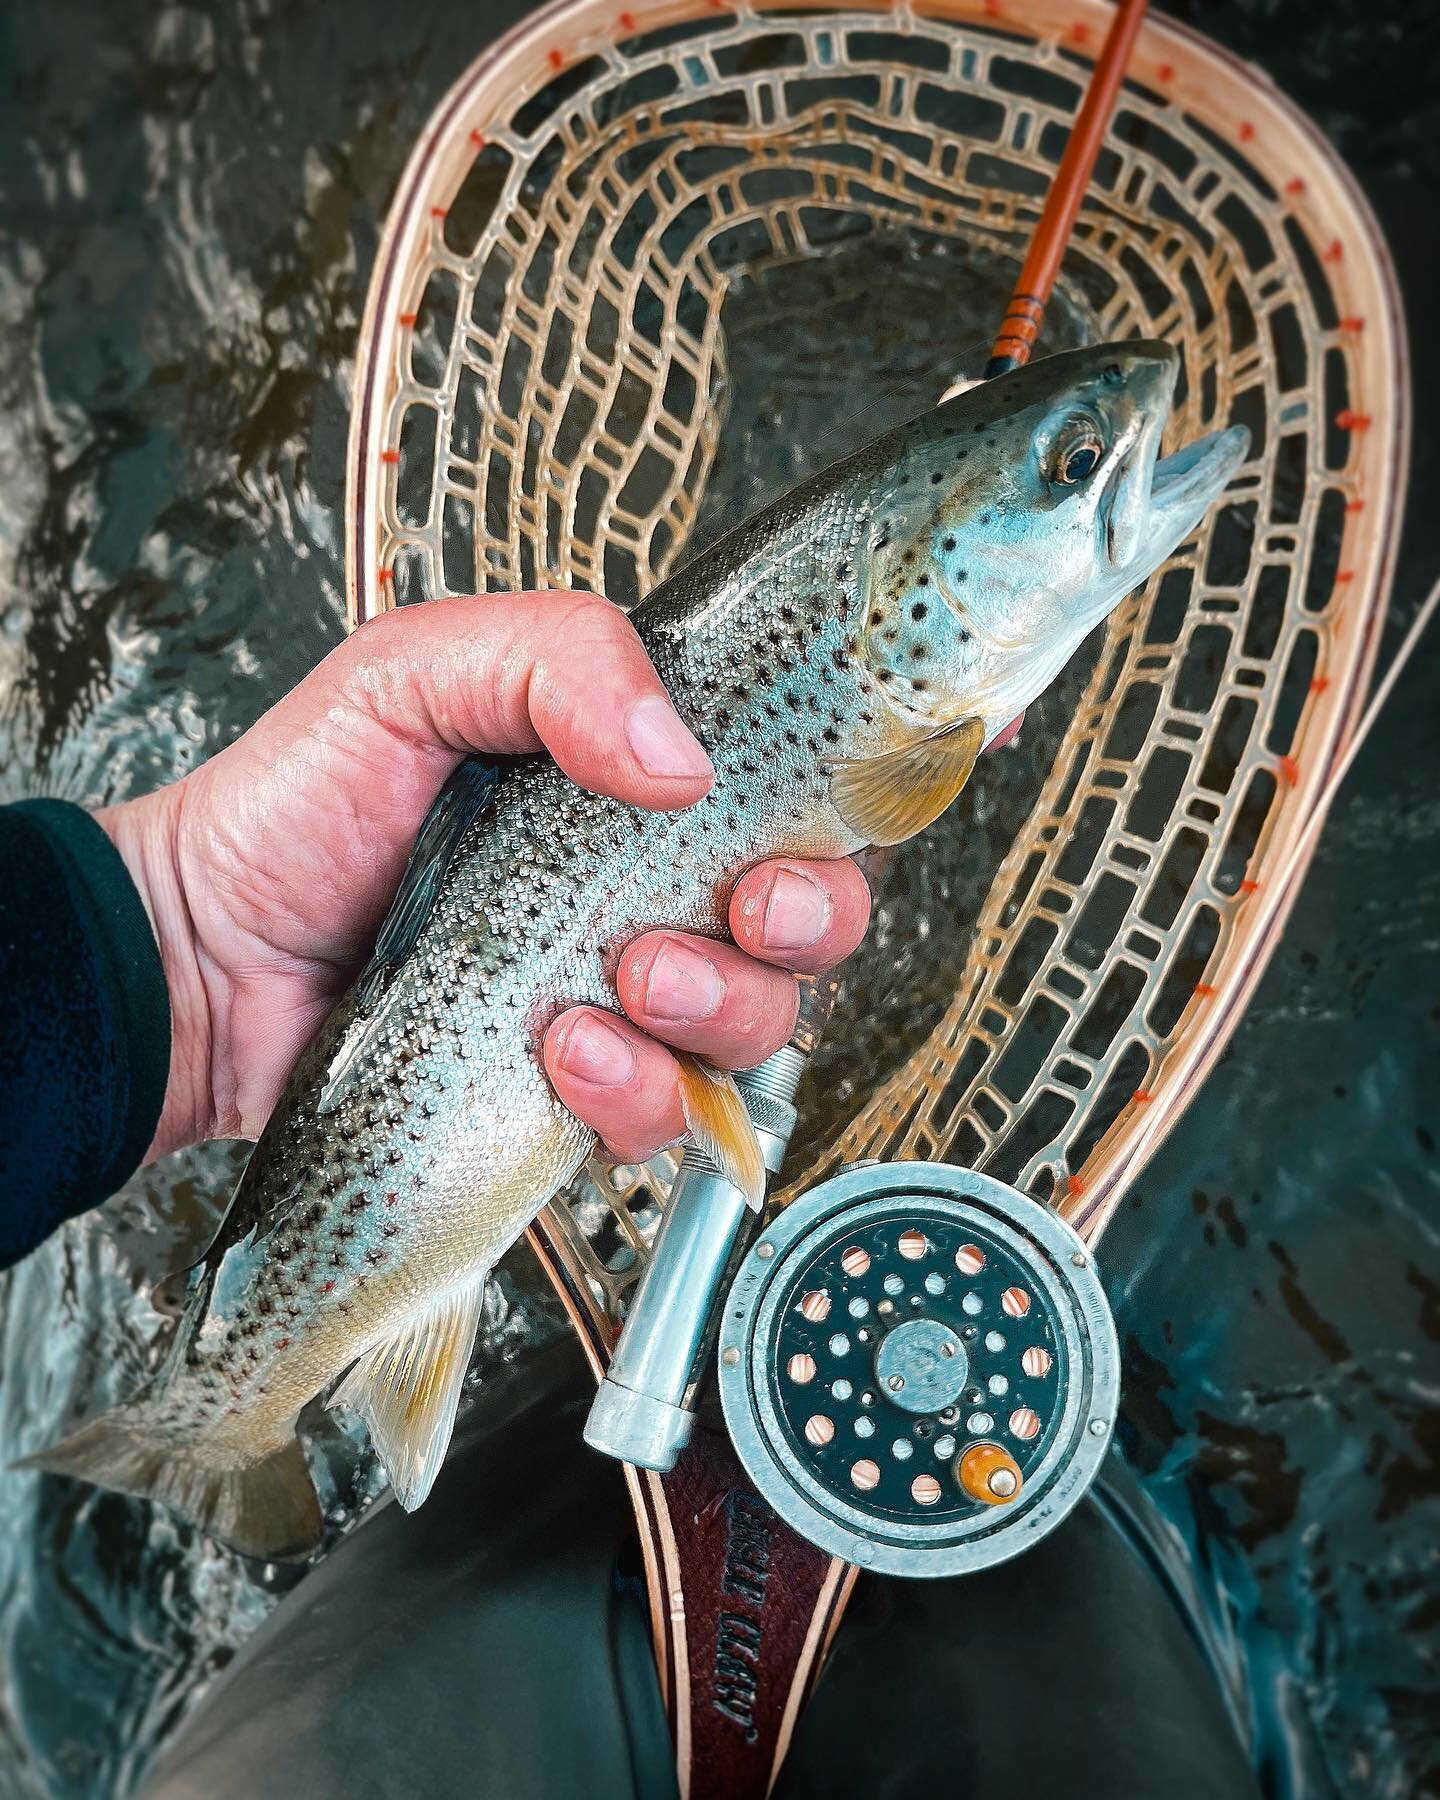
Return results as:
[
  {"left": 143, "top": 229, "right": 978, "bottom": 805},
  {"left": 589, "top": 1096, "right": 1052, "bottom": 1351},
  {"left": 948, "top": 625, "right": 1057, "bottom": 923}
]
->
[{"left": 345, "top": 0, "right": 1406, "bottom": 1345}]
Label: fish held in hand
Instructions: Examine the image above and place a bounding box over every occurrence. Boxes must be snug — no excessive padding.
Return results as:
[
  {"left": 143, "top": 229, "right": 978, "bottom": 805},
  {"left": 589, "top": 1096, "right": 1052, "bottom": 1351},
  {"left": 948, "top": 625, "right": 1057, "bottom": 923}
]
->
[{"left": 20, "top": 343, "right": 1247, "bottom": 1558}]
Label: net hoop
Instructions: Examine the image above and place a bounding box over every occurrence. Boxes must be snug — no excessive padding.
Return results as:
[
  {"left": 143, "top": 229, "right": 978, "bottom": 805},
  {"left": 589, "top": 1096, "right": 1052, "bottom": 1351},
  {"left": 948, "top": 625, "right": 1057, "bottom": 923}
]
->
[{"left": 345, "top": 0, "right": 1407, "bottom": 1336}]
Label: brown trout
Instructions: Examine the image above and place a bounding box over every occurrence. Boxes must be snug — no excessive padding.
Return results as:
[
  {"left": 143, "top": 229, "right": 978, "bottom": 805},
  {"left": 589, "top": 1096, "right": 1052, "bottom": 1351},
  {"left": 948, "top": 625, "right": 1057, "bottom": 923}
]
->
[{"left": 24, "top": 342, "right": 1246, "bottom": 1557}]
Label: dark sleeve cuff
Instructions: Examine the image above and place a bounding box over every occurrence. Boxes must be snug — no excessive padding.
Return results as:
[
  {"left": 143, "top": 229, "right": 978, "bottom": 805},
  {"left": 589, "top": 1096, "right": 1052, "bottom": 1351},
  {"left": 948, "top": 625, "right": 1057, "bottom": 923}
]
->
[{"left": 0, "top": 800, "right": 171, "bottom": 1266}]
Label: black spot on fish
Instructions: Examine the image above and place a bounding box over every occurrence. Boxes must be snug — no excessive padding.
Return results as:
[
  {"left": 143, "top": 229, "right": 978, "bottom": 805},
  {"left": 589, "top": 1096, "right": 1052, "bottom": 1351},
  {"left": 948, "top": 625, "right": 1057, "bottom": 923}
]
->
[
  {"left": 911, "top": 644, "right": 928, "bottom": 660},
  {"left": 912, "top": 602, "right": 928, "bottom": 621},
  {"left": 956, "top": 569, "right": 969, "bottom": 583},
  {"left": 917, "top": 573, "right": 930, "bottom": 587}
]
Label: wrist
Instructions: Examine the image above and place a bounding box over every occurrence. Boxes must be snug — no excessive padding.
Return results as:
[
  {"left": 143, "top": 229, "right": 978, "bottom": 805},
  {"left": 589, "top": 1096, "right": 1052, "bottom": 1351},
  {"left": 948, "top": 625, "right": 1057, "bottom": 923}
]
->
[{"left": 97, "top": 783, "right": 216, "bottom": 1159}]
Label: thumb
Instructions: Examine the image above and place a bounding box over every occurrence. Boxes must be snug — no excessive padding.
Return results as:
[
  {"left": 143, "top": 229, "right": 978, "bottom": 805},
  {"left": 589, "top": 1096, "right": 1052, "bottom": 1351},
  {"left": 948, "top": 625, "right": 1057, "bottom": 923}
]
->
[{"left": 332, "top": 590, "right": 714, "bottom": 808}]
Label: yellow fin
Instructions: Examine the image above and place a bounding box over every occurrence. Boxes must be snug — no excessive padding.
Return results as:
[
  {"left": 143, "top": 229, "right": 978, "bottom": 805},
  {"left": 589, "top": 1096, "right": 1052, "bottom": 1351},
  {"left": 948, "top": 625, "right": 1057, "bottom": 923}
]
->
[
  {"left": 328, "top": 1274, "right": 487, "bottom": 1511},
  {"left": 674, "top": 1053, "right": 767, "bottom": 1212},
  {"left": 828, "top": 715, "right": 985, "bottom": 847}
]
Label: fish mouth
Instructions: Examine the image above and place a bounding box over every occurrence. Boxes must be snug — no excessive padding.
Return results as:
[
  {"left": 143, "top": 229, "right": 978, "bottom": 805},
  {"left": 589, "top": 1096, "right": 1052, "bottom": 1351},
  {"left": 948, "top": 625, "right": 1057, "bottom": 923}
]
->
[{"left": 1137, "top": 424, "right": 1251, "bottom": 566}]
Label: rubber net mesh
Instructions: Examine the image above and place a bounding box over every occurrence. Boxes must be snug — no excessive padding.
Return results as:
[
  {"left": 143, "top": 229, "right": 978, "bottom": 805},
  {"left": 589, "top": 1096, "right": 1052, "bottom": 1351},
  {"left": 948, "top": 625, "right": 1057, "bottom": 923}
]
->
[{"left": 353, "top": 5, "right": 1397, "bottom": 1336}]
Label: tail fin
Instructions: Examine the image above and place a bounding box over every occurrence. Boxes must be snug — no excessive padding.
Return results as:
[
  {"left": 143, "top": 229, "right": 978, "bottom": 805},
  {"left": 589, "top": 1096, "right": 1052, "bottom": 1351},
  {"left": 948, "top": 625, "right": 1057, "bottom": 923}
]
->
[{"left": 15, "top": 1402, "right": 322, "bottom": 1563}]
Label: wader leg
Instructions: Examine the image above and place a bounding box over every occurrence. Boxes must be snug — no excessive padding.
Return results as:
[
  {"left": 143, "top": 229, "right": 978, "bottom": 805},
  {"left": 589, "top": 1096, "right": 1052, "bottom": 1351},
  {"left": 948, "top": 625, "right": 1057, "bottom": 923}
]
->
[{"left": 144, "top": 1337, "right": 1258, "bottom": 1800}]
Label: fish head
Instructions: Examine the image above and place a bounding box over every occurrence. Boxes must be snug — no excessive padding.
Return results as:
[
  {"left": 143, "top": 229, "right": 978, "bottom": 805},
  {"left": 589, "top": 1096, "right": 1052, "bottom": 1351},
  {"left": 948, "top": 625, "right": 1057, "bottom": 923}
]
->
[{"left": 858, "top": 340, "right": 1250, "bottom": 742}]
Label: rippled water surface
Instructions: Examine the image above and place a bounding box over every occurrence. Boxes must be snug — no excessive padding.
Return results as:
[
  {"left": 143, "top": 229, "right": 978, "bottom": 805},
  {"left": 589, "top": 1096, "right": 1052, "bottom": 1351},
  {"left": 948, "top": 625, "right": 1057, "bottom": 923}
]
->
[{"left": 0, "top": 2, "right": 1436, "bottom": 1796}]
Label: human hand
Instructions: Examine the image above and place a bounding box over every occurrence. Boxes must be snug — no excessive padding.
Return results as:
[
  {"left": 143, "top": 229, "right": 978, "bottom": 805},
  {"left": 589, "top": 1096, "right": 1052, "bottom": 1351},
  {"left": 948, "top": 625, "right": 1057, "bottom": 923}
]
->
[{"left": 99, "top": 592, "right": 873, "bottom": 1162}]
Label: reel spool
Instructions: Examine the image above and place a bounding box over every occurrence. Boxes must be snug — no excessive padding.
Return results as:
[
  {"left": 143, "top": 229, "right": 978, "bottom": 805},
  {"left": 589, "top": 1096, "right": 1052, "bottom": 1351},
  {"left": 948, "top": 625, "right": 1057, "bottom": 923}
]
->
[{"left": 718, "top": 1162, "right": 1118, "bottom": 1577}]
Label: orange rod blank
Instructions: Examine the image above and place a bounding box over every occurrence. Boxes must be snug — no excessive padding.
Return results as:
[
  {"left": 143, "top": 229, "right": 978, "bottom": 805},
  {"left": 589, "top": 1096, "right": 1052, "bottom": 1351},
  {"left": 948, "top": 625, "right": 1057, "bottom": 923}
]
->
[{"left": 986, "top": 0, "right": 1150, "bottom": 377}]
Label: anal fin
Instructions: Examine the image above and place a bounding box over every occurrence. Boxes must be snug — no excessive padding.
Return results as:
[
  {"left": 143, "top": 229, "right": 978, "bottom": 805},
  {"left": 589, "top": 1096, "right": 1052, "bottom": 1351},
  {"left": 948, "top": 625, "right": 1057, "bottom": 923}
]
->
[
  {"left": 827, "top": 715, "right": 985, "bottom": 847},
  {"left": 674, "top": 1053, "right": 767, "bottom": 1212},
  {"left": 328, "top": 1273, "right": 488, "bottom": 1511}
]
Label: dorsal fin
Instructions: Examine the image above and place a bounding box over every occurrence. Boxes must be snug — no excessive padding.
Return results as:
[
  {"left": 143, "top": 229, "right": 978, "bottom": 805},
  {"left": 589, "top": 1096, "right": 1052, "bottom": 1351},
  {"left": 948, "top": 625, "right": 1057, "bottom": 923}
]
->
[
  {"left": 328, "top": 1273, "right": 488, "bottom": 1511},
  {"left": 827, "top": 716, "right": 985, "bottom": 847}
]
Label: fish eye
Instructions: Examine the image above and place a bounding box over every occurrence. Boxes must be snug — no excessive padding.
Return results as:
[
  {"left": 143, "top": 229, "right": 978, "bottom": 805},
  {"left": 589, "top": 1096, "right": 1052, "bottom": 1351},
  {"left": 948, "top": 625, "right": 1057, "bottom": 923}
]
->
[{"left": 1048, "top": 417, "right": 1106, "bottom": 486}]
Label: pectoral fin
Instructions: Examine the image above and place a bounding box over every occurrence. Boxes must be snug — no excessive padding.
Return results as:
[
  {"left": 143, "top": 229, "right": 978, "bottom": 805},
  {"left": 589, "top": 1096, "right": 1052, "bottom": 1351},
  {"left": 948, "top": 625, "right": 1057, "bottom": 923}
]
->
[
  {"left": 328, "top": 1273, "right": 488, "bottom": 1511},
  {"left": 827, "top": 715, "right": 985, "bottom": 847},
  {"left": 674, "top": 1054, "right": 767, "bottom": 1212}
]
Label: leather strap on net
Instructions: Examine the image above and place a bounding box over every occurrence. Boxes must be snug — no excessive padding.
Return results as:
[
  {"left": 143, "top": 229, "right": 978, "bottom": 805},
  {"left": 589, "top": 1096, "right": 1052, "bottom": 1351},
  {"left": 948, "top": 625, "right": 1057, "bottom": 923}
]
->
[
  {"left": 633, "top": 1429, "right": 855, "bottom": 1799},
  {"left": 526, "top": 1220, "right": 856, "bottom": 1799}
]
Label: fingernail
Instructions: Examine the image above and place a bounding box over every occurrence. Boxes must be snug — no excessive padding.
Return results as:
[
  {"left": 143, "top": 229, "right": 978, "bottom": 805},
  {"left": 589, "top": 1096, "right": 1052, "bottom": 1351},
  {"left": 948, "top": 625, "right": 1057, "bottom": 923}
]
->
[
  {"left": 625, "top": 696, "right": 714, "bottom": 783},
  {"left": 643, "top": 937, "right": 725, "bottom": 1022},
  {"left": 558, "top": 1013, "right": 636, "bottom": 1087},
  {"left": 762, "top": 866, "right": 831, "bottom": 952}
]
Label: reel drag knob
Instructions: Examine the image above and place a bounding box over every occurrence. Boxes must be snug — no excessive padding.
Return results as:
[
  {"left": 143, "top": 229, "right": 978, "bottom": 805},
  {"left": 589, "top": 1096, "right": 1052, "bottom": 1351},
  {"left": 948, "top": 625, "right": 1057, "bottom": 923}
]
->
[{"left": 718, "top": 1162, "right": 1120, "bottom": 1577}]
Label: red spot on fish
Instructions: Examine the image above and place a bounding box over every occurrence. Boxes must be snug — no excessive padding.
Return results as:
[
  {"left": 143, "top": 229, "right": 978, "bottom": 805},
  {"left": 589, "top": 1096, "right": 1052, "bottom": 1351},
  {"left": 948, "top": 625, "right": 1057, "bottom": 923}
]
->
[
  {"left": 619, "top": 8, "right": 636, "bottom": 26},
  {"left": 1310, "top": 675, "right": 1330, "bottom": 694},
  {"left": 1238, "top": 121, "right": 1255, "bottom": 141},
  {"left": 380, "top": 449, "right": 400, "bottom": 465},
  {"left": 469, "top": 128, "right": 487, "bottom": 147},
  {"left": 1156, "top": 62, "right": 1175, "bottom": 83},
  {"left": 1070, "top": 21, "right": 1090, "bottom": 42},
  {"left": 1345, "top": 498, "right": 1365, "bottom": 514},
  {"left": 430, "top": 206, "right": 448, "bottom": 220},
  {"left": 386, "top": 1191, "right": 399, "bottom": 1205},
  {"left": 1285, "top": 177, "right": 1306, "bottom": 197},
  {"left": 1240, "top": 877, "right": 1261, "bottom": 894},
  {"left": 1133, "top": 1089, "right": 1155, "bottom": 1105},
  {"left": 1324, "top": 239, "right": 1344, "bottom": 264},
  {"left": 1337, "top": 569, "right": 1355, "bottom": 584},
  {"left": 276, "top": 1338, "right": 290, "bottom": 1351},
  {"left": 1335, "top": 410, "right": 1370, "bottom": 433},
  {"left": 1341, "top": 316, "right": 1365, "bottom": 334},
  {"left": 547, "top": 46, "right": 564, "bottom": 68},
  {"left": 323, "top": 1279, "right": 336, "bottom": 1293},
  {"left": 1194, "top": 982, "right": 1218, "bottom": 1000},
  {"left": 1280, "top": 754, "right": 1300, "bottom": 786},
  {"left": 377, "top": 567, "right": 395, "bottom": 586},
  {"left": 1066, "top": 1173, "right": 1085, "bottom": 1198}
]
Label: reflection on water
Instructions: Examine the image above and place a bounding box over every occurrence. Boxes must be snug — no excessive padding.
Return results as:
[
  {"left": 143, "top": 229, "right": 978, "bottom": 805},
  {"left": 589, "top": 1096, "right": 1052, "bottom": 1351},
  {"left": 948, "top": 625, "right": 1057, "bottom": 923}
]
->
[{"left": 0, "top": 3, "right": 1434, "bottom": 1797}]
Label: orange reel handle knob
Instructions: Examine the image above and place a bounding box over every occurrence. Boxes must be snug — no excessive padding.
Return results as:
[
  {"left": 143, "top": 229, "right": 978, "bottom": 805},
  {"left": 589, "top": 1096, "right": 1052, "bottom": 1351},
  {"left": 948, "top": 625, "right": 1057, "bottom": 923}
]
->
[{"left": 956, "top": 1441, "right": 1024, "bottom": 1505}]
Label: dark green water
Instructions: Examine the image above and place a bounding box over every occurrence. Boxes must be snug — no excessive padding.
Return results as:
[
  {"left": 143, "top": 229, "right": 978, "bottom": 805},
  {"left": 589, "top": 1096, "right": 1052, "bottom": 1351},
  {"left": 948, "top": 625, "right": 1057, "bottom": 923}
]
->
[{"left": 0, "top": 2, "right": 1435, "bottom": 1795}]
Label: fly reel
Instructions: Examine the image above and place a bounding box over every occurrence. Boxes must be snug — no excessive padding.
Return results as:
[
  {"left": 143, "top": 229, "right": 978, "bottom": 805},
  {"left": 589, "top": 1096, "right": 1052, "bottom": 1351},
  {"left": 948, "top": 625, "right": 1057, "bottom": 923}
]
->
[{"left": 717, "top": 1162, "right": 1119, "bottom": 1577}]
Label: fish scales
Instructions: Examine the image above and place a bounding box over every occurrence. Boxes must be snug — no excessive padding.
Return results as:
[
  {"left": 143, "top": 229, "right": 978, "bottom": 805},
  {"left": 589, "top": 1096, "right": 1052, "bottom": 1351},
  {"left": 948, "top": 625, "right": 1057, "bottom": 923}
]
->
[
  {"left": 20, "top": 343, "right": 1249, "bottom": 1556},
  {"left": 182, "top": 462, "right": 893, "bottom": 1445}
]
